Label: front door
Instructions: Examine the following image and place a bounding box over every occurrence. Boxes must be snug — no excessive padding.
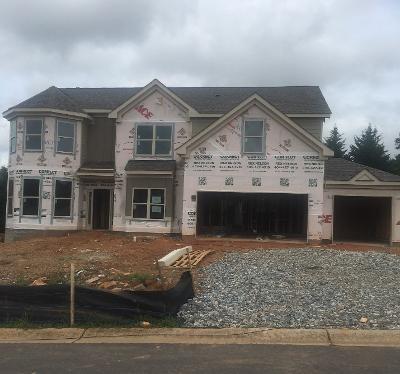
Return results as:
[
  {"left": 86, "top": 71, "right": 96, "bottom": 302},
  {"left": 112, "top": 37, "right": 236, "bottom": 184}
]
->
[{"left": 92, "top": 189, "right": 111, "bottom": 230}]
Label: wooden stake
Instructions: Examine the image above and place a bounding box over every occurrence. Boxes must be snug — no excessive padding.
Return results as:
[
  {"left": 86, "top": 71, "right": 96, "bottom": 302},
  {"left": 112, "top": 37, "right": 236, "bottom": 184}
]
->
[
  {"left": 70, "top": 263, "right": 75, "bottom": 327},
  {"left": 156, "top": 261, "right": 165, "bottom": 290}
]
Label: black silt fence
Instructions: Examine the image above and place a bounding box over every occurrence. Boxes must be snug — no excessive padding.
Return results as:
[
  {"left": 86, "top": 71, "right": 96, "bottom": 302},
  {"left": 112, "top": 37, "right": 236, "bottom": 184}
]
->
[{"left": 0, "top": 271, "right": 193, "bottom": 324}]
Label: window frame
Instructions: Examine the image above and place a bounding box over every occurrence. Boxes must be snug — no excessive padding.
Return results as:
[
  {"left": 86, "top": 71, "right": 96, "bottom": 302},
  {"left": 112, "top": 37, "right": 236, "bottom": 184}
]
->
[
  {"left": 7, "top": 178, "right": 14, "bottom": 217},
  {"left": 21, "top": 177, "right": 41, "bottom": 217},
  {"left": 10, "top": 120, "right": 17, "bottom": 154},
  {"left": 132, "top": 188, "right": 166, "bottom": 220},
  {"left": 242, "top": 119, "right": 265, "bottom": 155},
  {"left": 55, "top": 119, "right": 76, "bottom": 154},
  {"left": 24, "top": 118, "right": 44, "bottom": 152},
  {"left": 53, "top": 178, "right": 73, "bottom": 219},
  {"left": 135, "top": 122, "right": 174, "bottom": 157}
]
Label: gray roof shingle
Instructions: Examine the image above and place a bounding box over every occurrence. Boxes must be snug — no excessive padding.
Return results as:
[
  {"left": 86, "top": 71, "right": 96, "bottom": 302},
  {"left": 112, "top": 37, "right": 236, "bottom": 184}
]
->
[
  {"left": 6, "top": 85, "right": 331, "bottom": 116},
  {"left": 325, "top": 158, "right": 400, "bottom": 182},
  {"left": 125, "top": 160, "right": 176, "bottom": 172}
]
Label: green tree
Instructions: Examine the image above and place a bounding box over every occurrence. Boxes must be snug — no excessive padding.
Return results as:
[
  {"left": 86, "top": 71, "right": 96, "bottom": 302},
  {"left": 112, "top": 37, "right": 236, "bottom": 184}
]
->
[
  {"left": 0, "top": 167, "right": 8, "bottom": 232},
  {"left": 389, "top": 133, "right": 400, "bottom": 175},
  {"left": 324, "top": 125, "right": 347, "bottom": 158},
  {"left": 348, "top": 124, "right": 390, "bottom": 171}
]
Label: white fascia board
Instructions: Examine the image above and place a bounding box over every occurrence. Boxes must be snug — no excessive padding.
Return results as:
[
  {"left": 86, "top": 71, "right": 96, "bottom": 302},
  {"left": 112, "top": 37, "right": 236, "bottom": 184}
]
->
[
  {"left": 286, "top": 113, "right": 331, "bottom": 118},
  {"left": 177, "top": 93, "right": 334, "bottom": 157},
  {"left": 3, "top": 107, "right": 91, "bottom": 120},
  {"left": 84, "top": 109, "right": 111, "bottom": 114},
  {"left": 108, "top": 79, "right": 200, "bottom": 119},
  {"left": 126, "top": 170, "right": 173, "bottom": 175},
  {"left": 325, "top": 180, "right": 400, "bottom": 188}
]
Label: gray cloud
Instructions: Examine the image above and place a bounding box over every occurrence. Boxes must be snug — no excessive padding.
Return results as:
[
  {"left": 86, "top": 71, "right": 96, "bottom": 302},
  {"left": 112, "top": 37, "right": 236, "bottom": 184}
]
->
[{"left": 1, "top": 0, "right": 399, "bottom": 164}]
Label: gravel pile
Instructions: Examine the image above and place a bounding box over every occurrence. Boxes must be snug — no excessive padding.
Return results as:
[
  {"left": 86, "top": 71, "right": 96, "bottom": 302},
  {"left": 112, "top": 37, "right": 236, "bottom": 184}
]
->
[{"left": 178, "top": 248, "right": 400, "bottom": 329}]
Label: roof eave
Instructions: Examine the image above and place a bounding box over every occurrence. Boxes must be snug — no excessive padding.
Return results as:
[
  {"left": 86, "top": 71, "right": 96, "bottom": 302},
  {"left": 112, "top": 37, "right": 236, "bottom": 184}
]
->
[{"left": 3, "top": 107, "right": 91, "bottom": 120}]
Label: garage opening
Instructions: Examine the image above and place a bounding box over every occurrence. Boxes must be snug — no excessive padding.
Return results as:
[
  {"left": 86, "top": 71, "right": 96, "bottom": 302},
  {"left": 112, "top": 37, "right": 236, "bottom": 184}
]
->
[
  {"left": 196, "top": 192, "right": 308, "bottom": 239},
  {"left": 333, "top": 196, "right": 391, "bottom": 243}
]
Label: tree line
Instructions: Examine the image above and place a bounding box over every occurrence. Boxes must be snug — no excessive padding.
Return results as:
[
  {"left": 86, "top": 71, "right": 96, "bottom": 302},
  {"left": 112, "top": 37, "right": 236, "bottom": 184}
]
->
[{"left": 324, "top": 124, "right": 400, "bottom": 175}]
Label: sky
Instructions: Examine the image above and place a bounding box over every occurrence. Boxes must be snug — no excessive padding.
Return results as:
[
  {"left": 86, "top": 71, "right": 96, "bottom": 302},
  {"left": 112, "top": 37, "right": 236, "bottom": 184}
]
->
[{"left": 1, "top": 0, "right": 399, "bottom": 165}]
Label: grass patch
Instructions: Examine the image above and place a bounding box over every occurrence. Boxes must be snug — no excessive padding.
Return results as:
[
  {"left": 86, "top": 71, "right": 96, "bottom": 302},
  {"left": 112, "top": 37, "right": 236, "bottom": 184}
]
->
[
  {"left": 0, "top": 313, "right": 181, "bottom": 329},
  {"left": 114, "top": 272, "right": 154, "bottom": 283}
]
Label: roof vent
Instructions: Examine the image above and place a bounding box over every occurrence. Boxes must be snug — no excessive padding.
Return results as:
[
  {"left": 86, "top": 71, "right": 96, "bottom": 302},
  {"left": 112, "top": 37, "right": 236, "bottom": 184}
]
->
[{"left": 215, "top": 93, "right": 221, "bottom": 97}]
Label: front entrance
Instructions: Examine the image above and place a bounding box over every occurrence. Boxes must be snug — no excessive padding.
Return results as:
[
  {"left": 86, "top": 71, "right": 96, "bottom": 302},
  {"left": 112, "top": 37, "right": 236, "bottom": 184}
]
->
[{"left": 92, "top": 189, "right": 112, "bottom": 230}]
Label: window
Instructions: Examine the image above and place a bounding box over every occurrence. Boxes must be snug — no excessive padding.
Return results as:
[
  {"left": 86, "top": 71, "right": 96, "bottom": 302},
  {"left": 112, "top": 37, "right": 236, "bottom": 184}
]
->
[
  {"left": 243, "top": 120, "right": 264, "bottom": 154},
  {"left": 10, "top": 120, "right": 16, "bottom": 154},
  {"left": 136, "top": 123, "right": 173, "bottom": 156},
  {"left": 25, "top": 119, "right": 43, "bottom": 151},
  {"left": 22, "top": 178, "right": 40, "bottom": 216},
  {"left": 132, "top": 188, "right": 165, "bottom": 219},
  {"left": 7, "top": 179, "right": 14, "bottom": 217},
  {"left": 56, "top": 120, "right": 75, "bottom": 153},
  {"left": 54, "top": 179, "right": 73, "bottom": 217}
]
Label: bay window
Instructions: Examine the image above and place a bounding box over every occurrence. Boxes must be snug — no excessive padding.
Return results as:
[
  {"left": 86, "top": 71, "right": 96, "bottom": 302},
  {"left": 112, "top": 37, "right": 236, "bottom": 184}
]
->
[
  {"left": 10, "top": 120, "right": 16, "bottom": 154},
  {"left": 22, "top": 178, "right": 41, "bottom": 216},
  {"left": 25, "top": 119, "right": 43, "bottom": 151},
  {"left": 56, "top": 120, "right": 75, "bottom": 153},
  {"left": 7, "top": 179, "right": 14, "bottom": 217},
  {"left": 54, "top": 179, "right": 73, "bottom": 217}
]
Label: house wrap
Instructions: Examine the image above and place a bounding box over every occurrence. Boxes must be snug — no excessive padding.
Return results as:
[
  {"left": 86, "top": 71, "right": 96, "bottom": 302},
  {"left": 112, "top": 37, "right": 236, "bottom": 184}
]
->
[{"left": 3, "top": 79, "right": 400, "bottom": 244}]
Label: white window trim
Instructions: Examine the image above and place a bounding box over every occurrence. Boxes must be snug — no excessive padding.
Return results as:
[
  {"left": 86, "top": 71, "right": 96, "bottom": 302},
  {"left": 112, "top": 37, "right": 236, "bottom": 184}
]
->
[
  {"left": 55, "top": 119, "right": 76, "bottom": 155},
  {"left": 242, "top": 118, "right": 266, "bottom": 154},
  {"left": 7, "top": 178, "right": 14, "bottom": 217},
  {"left": 21, "top": 177, "right": 42, "bottom": 217},
  {"left": 24, "top": 118, "right": 44, "bottom": 152},
  {"left": 135, "top": 122, "right": 174, "bottom": 157},
  {"left": 53, "top": 178, "right": 73, "bottom": 219},
  {"left": 132, "top": 187, "right": 166, "bottom": 220},
  {"left": 10, "top": 120, "right": 17, "bottom": 154}
]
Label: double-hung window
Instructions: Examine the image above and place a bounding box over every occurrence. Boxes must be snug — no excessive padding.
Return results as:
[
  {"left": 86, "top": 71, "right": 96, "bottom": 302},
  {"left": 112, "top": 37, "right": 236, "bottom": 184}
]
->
[
  {"left": 7, "top": 179, "right": 14, "bottom": 217},
  {"left": 25, "top": 119, "right": 43, "bottom": 151},
  {"left": 54, "top": 179, "right": 73, "bottom": 217},
  {"left": 136, "top": 123, "right": 173, "bottom": 156},
  {"left": 10, "top": 120, "right": 16, "bottom": 154},
  {"left": 56, "top": 120, "right": 75, "bottom": 153},
  {"left": 22, "top": 178, "right": 41, "bottom": 216},
  {"left": 243, "top": 120, "right": 265, "bottom": 154},
  {"left": 132, "top": 188, "right": 165, "bottom": 219}
]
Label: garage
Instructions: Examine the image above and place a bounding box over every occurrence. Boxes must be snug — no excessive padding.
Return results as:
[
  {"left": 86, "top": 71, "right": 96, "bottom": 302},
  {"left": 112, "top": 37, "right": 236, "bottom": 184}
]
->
[
  {"left": 196, "top": 192, "right": 308, "bottom": 239},
  {"left": 333, "top": 196, "right": 391, "bottom": 243}
]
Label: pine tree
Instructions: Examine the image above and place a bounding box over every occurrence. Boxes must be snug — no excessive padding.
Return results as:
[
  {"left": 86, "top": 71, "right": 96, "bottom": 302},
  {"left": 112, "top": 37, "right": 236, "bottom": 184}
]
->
[
  {"left": 324, "top": 125, "right": 347, "bottom": 158},
  {"left": 348, "top": 124, "right": 390, "bottom": 171},
  {"left": 389, "top": 134, "right": 400, "bottom": 175}
]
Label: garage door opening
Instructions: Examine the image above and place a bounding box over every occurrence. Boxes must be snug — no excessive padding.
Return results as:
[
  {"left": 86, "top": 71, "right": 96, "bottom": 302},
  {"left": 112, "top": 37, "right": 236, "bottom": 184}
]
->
[
  {"left": 333, "top": 196, "right": 391, "bottom": 243},
  {"left": 196, "top": 192, "right": 308, "bottom": 239}
]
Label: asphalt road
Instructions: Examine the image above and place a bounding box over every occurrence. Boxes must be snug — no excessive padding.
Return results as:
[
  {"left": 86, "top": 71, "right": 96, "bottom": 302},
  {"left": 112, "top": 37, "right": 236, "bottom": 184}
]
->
[{"left": 1, "top": 344, "right": 400, "bottom": 373}]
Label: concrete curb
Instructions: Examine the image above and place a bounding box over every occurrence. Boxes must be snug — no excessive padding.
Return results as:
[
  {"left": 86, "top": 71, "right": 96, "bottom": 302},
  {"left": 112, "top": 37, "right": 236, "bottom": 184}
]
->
[{"left": 1, "top": 328, "right": 400, "bottom": 346}]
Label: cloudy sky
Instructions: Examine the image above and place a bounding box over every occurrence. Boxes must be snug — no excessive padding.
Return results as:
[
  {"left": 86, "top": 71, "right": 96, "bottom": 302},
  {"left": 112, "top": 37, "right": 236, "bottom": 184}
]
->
[{"left": 1, "top": 0, "right": 399, "bottom": 164}]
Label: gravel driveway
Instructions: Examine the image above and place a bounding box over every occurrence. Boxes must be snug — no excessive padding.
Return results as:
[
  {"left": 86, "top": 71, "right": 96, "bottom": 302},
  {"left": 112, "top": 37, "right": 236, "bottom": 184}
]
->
[{"left": 178, "top": 248, "right": 400, "bottom": 329}]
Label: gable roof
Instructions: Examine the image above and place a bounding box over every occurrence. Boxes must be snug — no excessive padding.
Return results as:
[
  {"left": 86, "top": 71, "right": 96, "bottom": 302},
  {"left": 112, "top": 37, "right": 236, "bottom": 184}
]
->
[
  {"left": 325, "top": 158, "right": 400, "bottom": 182},
  {"left": 177, "top": 93, "right": 334, "bottom": 157},
  {"left": 4, "top": 84, "right": 331, "bottom": 118}
]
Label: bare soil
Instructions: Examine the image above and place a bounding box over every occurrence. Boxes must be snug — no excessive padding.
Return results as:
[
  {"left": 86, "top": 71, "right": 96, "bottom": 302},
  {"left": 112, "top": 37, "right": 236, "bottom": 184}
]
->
[{"left": 0, "top": 231, "right": 397, "bottom": 291}]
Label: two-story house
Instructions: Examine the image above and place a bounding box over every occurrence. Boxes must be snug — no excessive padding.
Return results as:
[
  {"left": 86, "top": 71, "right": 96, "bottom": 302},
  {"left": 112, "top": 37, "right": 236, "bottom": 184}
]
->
[{"left": 3, "top": 79, "right": 400, "bottom": 244}]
